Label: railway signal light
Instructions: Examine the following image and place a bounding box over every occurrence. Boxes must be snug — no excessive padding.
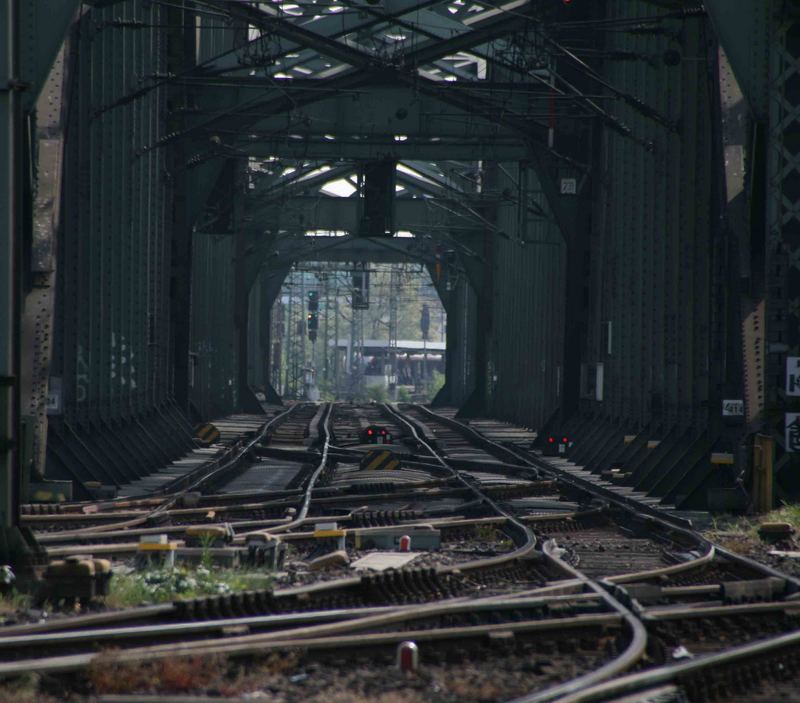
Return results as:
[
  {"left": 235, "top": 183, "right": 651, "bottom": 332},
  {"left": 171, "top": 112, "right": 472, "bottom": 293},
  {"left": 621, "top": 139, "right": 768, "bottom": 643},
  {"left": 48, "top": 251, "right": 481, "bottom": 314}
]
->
[
  {"left": 352, "top": 262, "right": 369, "bottom": 309},
  {"left": 362, "top": 425, "right": 392, "bottom": 444},
  {"left": 544, "top": 434, "right": 570, "bottom": 457},
  {"left": 307, "top": 291, "right": 319, "bottom": 311},
  {"left": 307, "top": 311, "right": 318, "bottom": 342}
]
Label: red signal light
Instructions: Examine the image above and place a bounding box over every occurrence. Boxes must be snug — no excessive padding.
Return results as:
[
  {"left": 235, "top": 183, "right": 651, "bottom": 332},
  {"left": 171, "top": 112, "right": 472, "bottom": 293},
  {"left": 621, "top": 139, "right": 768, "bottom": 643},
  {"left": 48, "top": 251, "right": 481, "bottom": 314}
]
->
[
  {"left": 548, "top": 436, "right": 555, "bottom": 444},
  {"left": 367, "top": 429, "right": 374, "bottom": 436},
  {"left": 562, "top": 437, "right": 569, "bottom": 444}
]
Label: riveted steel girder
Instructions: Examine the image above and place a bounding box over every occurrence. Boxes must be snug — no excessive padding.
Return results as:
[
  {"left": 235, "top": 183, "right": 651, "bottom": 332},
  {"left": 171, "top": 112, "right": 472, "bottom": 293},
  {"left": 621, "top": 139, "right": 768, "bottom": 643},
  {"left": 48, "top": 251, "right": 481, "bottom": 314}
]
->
[
  {"left": 705, "top": 0, "right": 771, "bottom": 120},
  {"left": 17, "top": 0, "right": 80, "bottom": 111},
  {"left": 205, "top": 0, "right": 532, "bottom": 74},
  {"left": 192, "top": 82, "right": 546, "bottom": 139},
  {"left": 253, "top": 233, "right": 438, "bottom": 267},
  {"left": 2, "top": 0, "right": 77, "bottom": 536},
  {"left": 763, "top": 3, "right": 800, "bottom": 489},
  {"left": 232, "top": 138, "right": 528, "bottom": 163},
  {"left": 185, "top": 80, "right": 546, "bottom": 163},
  {"left": 203, "top": 0, "right": 444, "bottom": 75},
  {"left": 0, "top": 0, "right": 20, "bottom": 528},
  {"left": 243, "top": 196, "right": 490, "bottom": 234}
]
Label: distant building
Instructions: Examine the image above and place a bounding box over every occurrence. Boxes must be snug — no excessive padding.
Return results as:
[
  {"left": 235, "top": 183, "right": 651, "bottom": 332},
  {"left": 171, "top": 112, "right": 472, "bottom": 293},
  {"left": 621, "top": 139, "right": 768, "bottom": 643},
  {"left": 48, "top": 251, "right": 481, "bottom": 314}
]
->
[{"left": 331, "top": 339, "right": 445, "bottom": 388}]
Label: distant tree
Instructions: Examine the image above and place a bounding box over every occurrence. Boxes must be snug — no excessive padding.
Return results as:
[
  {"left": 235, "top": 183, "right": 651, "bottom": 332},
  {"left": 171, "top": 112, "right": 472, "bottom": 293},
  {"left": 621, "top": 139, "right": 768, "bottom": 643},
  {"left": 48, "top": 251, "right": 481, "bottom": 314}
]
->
[
  {"left": 428, "top": 370, "right": 445, "bottom": 401},
  {"left": 366, "top": 385, "right": 389, "bottom": 402}
]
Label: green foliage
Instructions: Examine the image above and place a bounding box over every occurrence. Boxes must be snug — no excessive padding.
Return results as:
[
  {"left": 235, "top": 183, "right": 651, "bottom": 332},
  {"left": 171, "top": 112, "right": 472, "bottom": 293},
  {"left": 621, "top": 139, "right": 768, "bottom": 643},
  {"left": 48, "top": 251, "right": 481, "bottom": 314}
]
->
[
  {"left": 199, "top": 534, "right": 215, "bottom": 570},
  {"left": 365, "top": 384, "right": 389, "bottom": 402},
  {"left": 0, "top": 588, "right": 31, "bottom": 617},
  {"left": 474, "top": 523, "right": 511, "bottom": 548},
  {"left": 704, "top": 502, "right": 800, "bottom": 558},
  {"left": 316, "top": 378, "right": 337, "bottom": 401},
  {"left": 0, "top": 673, "right": 53, "bottom": 703},
  {"left": 277, "top": 265, "right": 447, "bottom": 401},
  {"left": 429, "top": 370, "right": 446, "bottom": 399},
  {"left": 107, "top": 567, "right": 272, "bottom": 608},
  {"left": 397, "top": 386, "right": 412, "bottom": 402}
]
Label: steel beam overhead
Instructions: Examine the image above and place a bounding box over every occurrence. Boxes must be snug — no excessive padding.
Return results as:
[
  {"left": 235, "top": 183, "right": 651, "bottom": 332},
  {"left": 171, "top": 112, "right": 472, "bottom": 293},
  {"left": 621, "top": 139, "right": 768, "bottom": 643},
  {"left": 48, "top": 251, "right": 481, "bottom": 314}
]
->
[{"left": 6, "top": 0, "right": 797, "bottom": 517}]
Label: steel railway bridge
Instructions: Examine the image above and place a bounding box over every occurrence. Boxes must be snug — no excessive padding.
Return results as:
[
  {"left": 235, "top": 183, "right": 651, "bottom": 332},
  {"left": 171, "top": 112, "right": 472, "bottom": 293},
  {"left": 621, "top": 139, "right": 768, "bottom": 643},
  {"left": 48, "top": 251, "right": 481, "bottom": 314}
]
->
[{"left": 0, "top": 0, "right": 797, "bottom": 561}]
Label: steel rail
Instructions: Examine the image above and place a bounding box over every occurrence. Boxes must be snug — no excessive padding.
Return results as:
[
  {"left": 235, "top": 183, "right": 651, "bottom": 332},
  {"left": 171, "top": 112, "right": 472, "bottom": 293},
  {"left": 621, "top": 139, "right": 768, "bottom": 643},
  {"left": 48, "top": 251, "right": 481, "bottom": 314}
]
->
[
  {"left": 38, "top": 405, "right": 303, "bottom": 539},
  {"left": 14, "top": 402, "right": 796, "bottom": 701},
  {"left": 388, "top": 404, "right": 649, "bottom": 703},
  {"left": 605, "top": 544, "right": 716, "bottom": 585},
  {"left": 379, "top": 403, "right": 536, "bottom": 553},
  {"left": 42, "top": 511, "right": 558, "bottom": 556},
  {"left": 556, "top": 626, "right": 800, "bottom": 703},
  {"left": 240, "top": 402, "right": 333, "bottom": 539},
  {"left": 0, "top": 609, "right": 624, "bottom": 678},
  {"left": 413, "top": 405, "right": 800, "bottom": 594},
  {"left": 404, "top": 405, "right": 800, "bottom": 702},
  {"left": 507, "top": 541, "right": 647, "bottom": 703},
  {"left": 0, "top": 593, "right": 605, "bottom": 655},
  {"left": 642, "top": 599, "right": 800, "bottom": 621},
  {"left": 0, "top": 403, "right": 564, "bottom": 677}
]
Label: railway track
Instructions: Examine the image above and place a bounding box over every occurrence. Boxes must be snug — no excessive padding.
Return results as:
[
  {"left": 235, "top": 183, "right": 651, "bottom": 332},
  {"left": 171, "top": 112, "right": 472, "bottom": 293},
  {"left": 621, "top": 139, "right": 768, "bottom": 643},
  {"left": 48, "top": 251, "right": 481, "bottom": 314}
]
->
[{"left": 2, "top": 403, "right": 800, "bottom": 702}]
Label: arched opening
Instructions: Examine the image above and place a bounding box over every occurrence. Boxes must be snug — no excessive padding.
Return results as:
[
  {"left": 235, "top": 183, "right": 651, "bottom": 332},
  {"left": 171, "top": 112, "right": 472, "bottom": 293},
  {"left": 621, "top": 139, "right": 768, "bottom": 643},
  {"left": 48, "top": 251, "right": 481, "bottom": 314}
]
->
[{"left": 267, "top": 262, "right": 446, "bottom": 403}]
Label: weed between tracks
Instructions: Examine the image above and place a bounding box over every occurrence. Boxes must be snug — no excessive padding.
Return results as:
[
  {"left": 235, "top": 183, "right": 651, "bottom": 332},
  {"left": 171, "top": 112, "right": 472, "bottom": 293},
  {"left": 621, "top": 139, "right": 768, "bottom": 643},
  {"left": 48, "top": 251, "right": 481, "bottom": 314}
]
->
[
  {"left": 705, "top": 503, "right": 800, "bottom": 578},
  {"left": 105, "top": 566, "right": 273, "bottom": 608},
  {"left": 86, "top": 651, "right": 301, "bottom": 696},
  {"left": 473, "top": 524, "right": 513, "bottom": 549},
  {"left": 705, "top": 503, "right": 800, "bottom": 548},
  {"left": 78, "top": 651, "right": 573, "bottom": 702},
  {"left": 0, "top": 589, "right": 31, "bottom": 616},
  {"left": 0, "top": 673, "right": 58, "bottom": 703},
  {"left": 3, "top": 641, "right": 611, "bottom": 702}
]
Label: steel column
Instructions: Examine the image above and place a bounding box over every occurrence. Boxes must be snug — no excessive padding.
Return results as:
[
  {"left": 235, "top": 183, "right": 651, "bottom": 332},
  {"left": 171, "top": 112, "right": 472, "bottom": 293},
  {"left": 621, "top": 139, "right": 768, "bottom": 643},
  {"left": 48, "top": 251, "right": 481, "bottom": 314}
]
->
[{"left": 0, "top": 0, "right": 21, "bottom": 530}]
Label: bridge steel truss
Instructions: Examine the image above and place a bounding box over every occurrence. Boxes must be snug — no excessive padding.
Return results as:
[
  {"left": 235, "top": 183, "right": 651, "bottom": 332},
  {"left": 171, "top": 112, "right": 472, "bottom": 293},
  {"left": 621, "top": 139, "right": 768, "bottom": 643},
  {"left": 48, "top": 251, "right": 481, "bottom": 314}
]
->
[
  {"left": 706, "top": 0, "right": 800, "bottom": 502},
  {"left": 4, "top": 0, "right": 800, "bottom": 538}
]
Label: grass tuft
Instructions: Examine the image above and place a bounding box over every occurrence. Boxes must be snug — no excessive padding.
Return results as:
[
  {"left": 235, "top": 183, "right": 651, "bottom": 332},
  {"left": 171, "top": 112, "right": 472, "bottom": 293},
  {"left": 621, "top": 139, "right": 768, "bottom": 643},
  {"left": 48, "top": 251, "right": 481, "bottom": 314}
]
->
[
  {"left": 0, "top": 673, "right": 57, "bottom": 703},
  {"left": 88, "top": 653, "right": 228, "bottom": 695},
  {"left": 88, "top": 650, "right": 304, "bottom": 697},
  {"left": 0, "top": 590, "right": 31, "bottom": 617},
  {"left": 705, "top": 502, "right": 800, "bottom": 554},
  {"left": 105, "top": 566, "right": 273, "bottom": 608}
]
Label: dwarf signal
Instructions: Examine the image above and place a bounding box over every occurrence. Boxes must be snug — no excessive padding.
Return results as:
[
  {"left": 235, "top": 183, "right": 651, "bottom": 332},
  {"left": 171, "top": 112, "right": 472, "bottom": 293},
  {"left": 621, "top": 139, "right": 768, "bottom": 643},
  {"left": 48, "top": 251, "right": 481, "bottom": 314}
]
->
[{"left": 361, "top": 425, "right": 393, "bottom": 445}]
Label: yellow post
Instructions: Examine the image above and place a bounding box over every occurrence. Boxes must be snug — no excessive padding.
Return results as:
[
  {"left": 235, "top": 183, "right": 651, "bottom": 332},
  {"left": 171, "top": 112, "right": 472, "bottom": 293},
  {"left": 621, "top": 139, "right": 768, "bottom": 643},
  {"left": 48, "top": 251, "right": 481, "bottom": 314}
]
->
[{"left": 752, "top": 434, "right": 774, "bottom": 513}]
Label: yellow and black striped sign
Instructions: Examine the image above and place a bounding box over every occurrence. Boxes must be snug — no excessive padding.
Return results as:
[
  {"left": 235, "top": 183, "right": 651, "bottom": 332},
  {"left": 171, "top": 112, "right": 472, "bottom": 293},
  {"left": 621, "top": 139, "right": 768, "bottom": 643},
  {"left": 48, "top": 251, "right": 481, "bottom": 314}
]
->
[
  {"left": 194, "top": 422, "right": 221, "bottom": 444},
  {"left": 359, "top": 449, "right": 401, "bottom": 471}
]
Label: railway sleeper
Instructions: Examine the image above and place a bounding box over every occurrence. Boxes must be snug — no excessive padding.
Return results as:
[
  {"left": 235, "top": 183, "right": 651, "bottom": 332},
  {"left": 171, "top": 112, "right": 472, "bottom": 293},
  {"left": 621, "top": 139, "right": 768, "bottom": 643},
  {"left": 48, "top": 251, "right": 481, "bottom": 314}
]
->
[{"left": 348, "top": 510, "right": 422, "bottom": 527}]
